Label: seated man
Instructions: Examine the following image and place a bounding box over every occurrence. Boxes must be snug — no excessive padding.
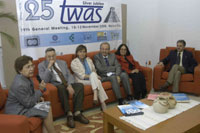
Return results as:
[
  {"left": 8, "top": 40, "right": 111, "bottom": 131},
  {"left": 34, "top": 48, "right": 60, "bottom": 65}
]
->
[
  {"left": 94, "top": 42, "right": 133, "bottom": 105},
  {"left": 38, "top": 48, "right": 89, "bottom": 128},
  {"left": 157, "top": 40, "right": 197, "bottom": 92}
]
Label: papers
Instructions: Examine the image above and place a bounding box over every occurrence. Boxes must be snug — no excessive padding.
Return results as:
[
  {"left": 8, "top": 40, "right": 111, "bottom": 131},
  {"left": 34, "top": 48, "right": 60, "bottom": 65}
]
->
[
  {"left": 118, "top": 100, "right": 148, "bottom": 116},
  {"left": 172, "top": 93, "right": 190, "bottom": 103},
  {"left": 120, "top": 99, "right": 200, "bottom": 130},
  {"left": 118, "top": 105, "right": 143, "bottom": 116},
  {"left": 147, "top": 93, "right": 159, "bottom": 100},
  {"left": 128, "top": 100, "right": 149, "bottom": 109},
  {"left": 34, "top": 101, "right": 50, "bottom": 112}
]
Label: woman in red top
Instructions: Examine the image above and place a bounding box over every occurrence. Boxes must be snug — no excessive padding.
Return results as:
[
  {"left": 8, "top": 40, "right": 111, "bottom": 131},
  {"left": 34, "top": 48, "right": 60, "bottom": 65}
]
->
[{"left": 115, "top": 44, "right": 147, "bottom": 100}]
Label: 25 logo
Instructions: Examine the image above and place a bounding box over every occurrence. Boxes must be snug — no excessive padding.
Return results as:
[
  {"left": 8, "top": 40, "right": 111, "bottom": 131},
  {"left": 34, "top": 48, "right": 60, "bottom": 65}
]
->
[{"left": 25, "top": 0, "right": 54, "bottom": 20}]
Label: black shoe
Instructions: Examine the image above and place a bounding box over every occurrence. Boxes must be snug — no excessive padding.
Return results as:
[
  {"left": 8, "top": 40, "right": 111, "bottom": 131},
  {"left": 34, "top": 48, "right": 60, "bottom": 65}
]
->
[
  {"left": 118, "top": 98, "right": 129, "bottom": 105},
  {"left": 127, "top": 95, "right": 133, "bottom": 101},
  {"left": 74, "top": 113, "right": 89, "bottom": 124},
  {"left": 118, "top": 98, "right": 124, "bottom": 105},
  {"left": 67, "top": 115, "right": 75, "bottom": 128}
]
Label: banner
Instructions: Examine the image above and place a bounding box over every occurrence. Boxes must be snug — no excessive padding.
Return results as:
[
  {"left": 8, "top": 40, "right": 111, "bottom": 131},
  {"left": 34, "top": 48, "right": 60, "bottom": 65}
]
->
[{"left": 16, "top": 0, "right": 122, "bottom": 59}]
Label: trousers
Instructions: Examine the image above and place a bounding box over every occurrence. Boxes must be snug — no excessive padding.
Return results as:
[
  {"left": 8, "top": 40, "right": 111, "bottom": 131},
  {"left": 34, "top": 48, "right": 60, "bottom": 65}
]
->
[
  {"left": 129, "top": 71, "right": 147, "bottom": 100},
  {"left": 102, "top": 72, "right": 132, "bottom": 99},
  {"left": 80, "top": 72, "right": 108, "bottom": 103},
  {"left": 56, "top": 83, "right": 84, "bottom": 113},
  {"left": 167, "top": 64, "right": 185, "bottom": 92}
]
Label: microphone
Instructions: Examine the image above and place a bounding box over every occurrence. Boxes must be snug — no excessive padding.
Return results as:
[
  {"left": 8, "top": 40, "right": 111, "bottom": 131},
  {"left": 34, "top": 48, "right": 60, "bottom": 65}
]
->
[{"left": 36, "top": 75, "right": 46, "bottom": 92}]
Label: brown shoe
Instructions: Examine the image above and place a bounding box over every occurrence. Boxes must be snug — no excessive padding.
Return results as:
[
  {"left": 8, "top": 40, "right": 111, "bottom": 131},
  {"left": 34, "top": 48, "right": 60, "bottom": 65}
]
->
[
  {"left": 159, "top": 82, "right": 170, "bottom": 92},
  {"left": 74, "top": 113, "right": 89, "bottom": 124},
  {"left": 67, "top": 115, "right": 75, "bottom": 128}
]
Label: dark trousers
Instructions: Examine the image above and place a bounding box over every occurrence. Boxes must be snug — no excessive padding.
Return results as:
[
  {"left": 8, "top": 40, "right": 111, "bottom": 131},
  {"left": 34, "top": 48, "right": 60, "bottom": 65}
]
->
[
  {"left": 129, "top": 71, "right": 147, "bottom": 100},
  {"left": 56, "top": 83, "right": 84, "bottom": 113},
  {"left": 102, "top": 72, "right": 132, "bottom": 99}
]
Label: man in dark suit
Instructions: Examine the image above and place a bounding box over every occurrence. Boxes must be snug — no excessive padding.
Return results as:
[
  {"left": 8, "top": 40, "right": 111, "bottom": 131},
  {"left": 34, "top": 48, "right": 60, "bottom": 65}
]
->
[
  {"left": 158, "top": 40, "right": 197, "bottom": 92},
  {"left": 38, "top": 48, "right": 89, "bottom": 128},
  {"left": 94, "top": 42, "right": 133, "bottom": 105}
]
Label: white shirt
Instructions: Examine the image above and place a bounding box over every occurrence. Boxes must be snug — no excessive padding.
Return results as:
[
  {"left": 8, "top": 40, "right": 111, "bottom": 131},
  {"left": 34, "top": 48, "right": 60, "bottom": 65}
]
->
[{"left": 178, "top": 51, "right": 183, "bottom": 66}]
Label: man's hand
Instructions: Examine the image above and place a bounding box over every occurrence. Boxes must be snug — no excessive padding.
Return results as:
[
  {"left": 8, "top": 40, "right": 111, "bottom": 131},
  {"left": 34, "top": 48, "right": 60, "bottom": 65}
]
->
[
  {"left": 117, "top": 76, "right": 121, "bottom": 83},
  {"left": 97, "top": 75, "right": 101, "bottom": 80},
  {"left": 40, "top": 97, "right": 44, "bottom": 102},
  {"left": 84, "top": 75, "right": 90, "bottom": 80},
  {"left": 131, "top": 69, "right": 139, "bottom": 74},
  {"left": 39, "top": 80, "right": 46, "bottom": 92},
  {"left": 48, "top": 60, "right": 55, "bottom": 69},
  {"left": 157, "top": 62, "right": 164, "bottom": 66},
  {"left": 67, "top": 84, "right": 75, "bottom": 95}
]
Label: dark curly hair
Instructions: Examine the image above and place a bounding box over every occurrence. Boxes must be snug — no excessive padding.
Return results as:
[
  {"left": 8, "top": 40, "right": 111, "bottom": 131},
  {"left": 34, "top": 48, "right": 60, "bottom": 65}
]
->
[{"left": 115, "top": 44, "right": 131, "bottom": 56}]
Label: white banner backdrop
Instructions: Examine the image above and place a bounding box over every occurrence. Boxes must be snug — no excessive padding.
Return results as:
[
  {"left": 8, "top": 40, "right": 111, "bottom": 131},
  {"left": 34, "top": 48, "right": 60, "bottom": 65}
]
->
[{"left": 16, "top": 0, "right": 122, "bottom": 59}]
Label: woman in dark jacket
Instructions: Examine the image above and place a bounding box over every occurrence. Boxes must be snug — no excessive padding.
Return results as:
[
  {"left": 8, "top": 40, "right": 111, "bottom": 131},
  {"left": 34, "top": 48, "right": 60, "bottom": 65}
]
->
[
  {"left": 5, "top": 55, "right": 56, "bottom": 133},
  {"left": 115, "top": 44, "right": 147, "bottom": 100}
]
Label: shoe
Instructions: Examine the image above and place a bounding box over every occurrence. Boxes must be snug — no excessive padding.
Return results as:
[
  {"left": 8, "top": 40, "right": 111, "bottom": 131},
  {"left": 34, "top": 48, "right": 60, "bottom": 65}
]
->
[
  {"left": 118, "top": 98, "right": 124, "bottom": 105},
  {"left": 93, "top": 100, "right": 98, "bottom": 106},
  {"left": 127, "top": 95, "right": 133, "bottom": 101},
  {"left": 74, "top": 113, "right": 89, "bottom": 124},
  {"left": 67, "top": 115, "right": 75, "bottom": 128},
  {"left": 159, "top": 82, "right": 170, "bottom": 92},
  {"left": 122, "top": 100, "right": 129, "bottom": 105},
  {"left": 118, "top": 98, "right": 129, "bottom": 105}
]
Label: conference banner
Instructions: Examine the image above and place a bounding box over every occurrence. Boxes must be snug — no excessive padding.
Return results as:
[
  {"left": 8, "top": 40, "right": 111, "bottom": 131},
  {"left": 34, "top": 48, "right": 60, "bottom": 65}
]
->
[{"left": 16, "top": 0, "right": 122, "bottom": 59}]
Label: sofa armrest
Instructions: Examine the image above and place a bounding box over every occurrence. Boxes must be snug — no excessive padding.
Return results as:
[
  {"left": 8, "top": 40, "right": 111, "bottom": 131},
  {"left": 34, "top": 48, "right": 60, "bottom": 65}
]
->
[
  {"left": 0, "top": 114, "right": 29, "bottom": 133},
  {"left": 32, "top": 77, "right": 51, "bottom": 102},
  {"left": 194, "top": 64, "right": 200, "bottom": 82},
  {"left": 140, "top": 66, "right": 152, "bottom": 93},
  {"left": 153, "top": 65, "right": 165, "bottom": 90},
  {"left": 43, "top": 89, "right": 51, "bottom": 101}
]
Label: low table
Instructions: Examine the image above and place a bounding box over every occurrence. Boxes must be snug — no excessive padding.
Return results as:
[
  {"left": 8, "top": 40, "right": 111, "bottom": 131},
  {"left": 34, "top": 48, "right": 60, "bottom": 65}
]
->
[{"left": 103, "top": 99, "right": 200, "bottom": 133}]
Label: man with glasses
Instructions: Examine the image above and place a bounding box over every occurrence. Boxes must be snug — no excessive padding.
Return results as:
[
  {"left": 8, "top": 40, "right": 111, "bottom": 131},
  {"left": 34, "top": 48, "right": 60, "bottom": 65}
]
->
[
  {"left": 38, "top": 48, "right": 89, "bottom": 128},
  {"left": 94, "top": 42, "right": 133, "bottom": 105}
]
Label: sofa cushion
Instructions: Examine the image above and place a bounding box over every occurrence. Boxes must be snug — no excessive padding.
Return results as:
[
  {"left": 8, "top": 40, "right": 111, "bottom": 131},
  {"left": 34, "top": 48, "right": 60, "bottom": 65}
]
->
[
  {"left": 87, "top": 51, "right": 99, "bottom": 60},
  {"left": 161, "top": 72, "right": 194, "bottom": 82},
  {"left": 102, "top": 81, "right": 112, "bottom": 90},
  {"left": 0, "top": 84, "right": 6, "bottom": 110},
  {"left": 28, "top": 117, "right": 42, "bottom": 131}
]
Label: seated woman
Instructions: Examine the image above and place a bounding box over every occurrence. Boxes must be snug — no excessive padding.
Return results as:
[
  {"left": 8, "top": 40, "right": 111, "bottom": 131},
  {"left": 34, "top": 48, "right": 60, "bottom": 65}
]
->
[
  {"left": 5, "top": 55, "right": 56, "bottom": 133},
  {"left": 115, "top": 44, "right": 147, "bottom": 100},
  {"left": 71, "top": 45, "right": 108, "bottom": 111}
]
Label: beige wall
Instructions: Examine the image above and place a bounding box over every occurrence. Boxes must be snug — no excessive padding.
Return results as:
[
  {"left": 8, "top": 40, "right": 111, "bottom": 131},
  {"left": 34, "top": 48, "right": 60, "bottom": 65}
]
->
[
  {"left": 0, "top": 0, "right": 20, "bottom": 88},
  {"left": 0, "top": 1, "right": 127, "bottom": 88}
]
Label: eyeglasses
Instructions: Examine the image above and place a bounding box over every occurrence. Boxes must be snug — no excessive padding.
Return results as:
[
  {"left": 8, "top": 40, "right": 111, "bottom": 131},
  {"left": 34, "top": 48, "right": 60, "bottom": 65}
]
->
[
  {"left": 24, "top": 64, "right": 35, "bottom": 69},
  {"left": 101, "top": 48, "right": 109, "bottom": 51},
  {"left": 120, "top": 48, "right": 127, "bottom": 51}
]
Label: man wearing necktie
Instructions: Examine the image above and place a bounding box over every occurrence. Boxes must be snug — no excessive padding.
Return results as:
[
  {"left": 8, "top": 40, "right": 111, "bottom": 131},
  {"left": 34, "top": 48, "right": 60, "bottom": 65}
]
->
[
  {"left": 94, "top": 42, "right": 132, "bottom": 105},
  {"left": 38, "top": 48, "right": 89, "bottom": 128},
  {"left": 157, "top": 40, "right": 197, "bottom": 92}
]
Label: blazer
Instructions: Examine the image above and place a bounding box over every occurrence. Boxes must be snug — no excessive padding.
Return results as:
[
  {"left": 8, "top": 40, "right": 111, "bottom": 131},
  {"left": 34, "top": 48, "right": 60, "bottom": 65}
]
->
[
  {"left": 71, "top": 57, "right": 97, "bottom": 84},
  {"left": 162, "top": 49, "right": 197, "bottom": 73},
  {"left": 38, "top": 59, "right": 74, "bottom": 86},
  {"left": 5, "top": 74, "right": 42, "bottom": 115},
  {"left": 94, "top": 52, "right": 121, "bottom": 77},
  {"left": 116, "top": 55, "right": 142, "bottom": 74}
]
